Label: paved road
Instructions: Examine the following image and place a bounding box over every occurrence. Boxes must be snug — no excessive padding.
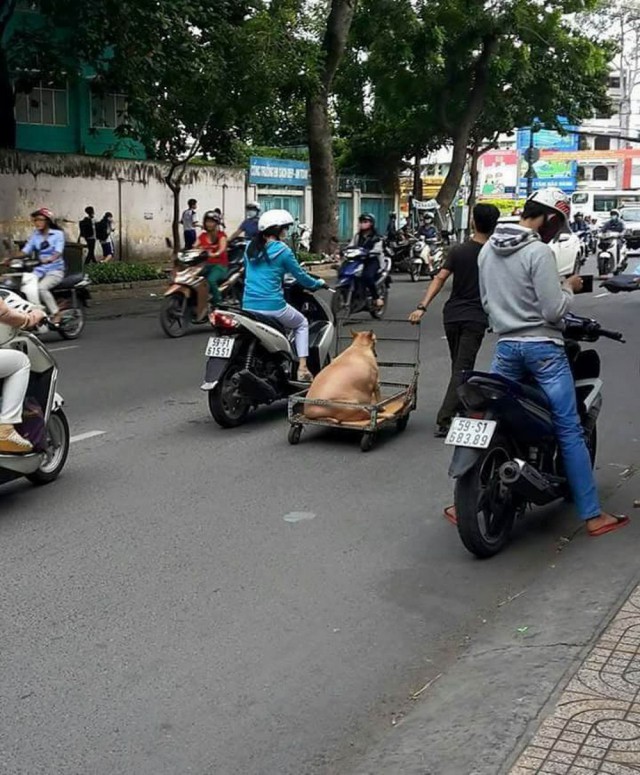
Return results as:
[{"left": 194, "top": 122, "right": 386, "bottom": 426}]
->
[{"left": 1, "top": 269, "right": 640, "bottom": 775}]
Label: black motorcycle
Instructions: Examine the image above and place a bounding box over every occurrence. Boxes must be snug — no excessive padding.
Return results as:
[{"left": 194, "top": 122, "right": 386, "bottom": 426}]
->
[
  {"left": 332, "top": 246, "right": 392, "bottom": 320},
  {"left": 0, "top": 257, "right": 91, "bottom": 340},
  {"left": 447, "top": 314, "right": 624, "bottom": 558}
]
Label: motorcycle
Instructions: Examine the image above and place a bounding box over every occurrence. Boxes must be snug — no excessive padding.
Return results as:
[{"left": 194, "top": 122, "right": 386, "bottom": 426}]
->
[
  {"left": 332, "top": 246, "right": 392, "bottom": 320},
  {"left": 577, "top": 231, "right": 590, "bottom": 265},
  {"left": 446, "top": 313, "right": 624, "bottom": 558},
  {"left": 201, "top": 280, "right": 335, "bottom": 428},
  {"left": 384, "top": 235, "right": 416, "bottom": 274},
  {"left": 0, "top": 292, "right": 70, "bottom": 487},
  {"left": 410, "top": 238, "right": 444, "bottom": 282},
  {"left": 597, "top": 232, "right": 628, "bottom": 276},
  {"left": 159, "top": 238, "right": 246, "bottom": 338},
  {"left": 0, "top": 257, "right": 91, "bottom": 340}
]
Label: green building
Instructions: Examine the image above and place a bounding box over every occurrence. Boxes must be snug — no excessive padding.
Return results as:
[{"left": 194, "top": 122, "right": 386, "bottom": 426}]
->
[{"left": 6, "top": 1, "right": 145, "bottom": 160}]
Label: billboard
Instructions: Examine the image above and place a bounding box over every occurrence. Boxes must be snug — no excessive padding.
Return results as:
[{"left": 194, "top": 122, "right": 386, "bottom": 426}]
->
[
  {"left": 479, "top": 150, "right": 519, "bottom": 197},
  {"left": 516, "top": 121, "right": 578, "bottom": 193},
  {"left": 249, "top": 156, "right": 309, "bottom": 187}
]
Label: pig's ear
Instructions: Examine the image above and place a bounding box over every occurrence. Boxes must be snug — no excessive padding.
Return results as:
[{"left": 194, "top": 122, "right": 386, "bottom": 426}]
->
[
  {"left": 367, "top": 330, "right": 376, "bottom": 342},
  {"left": 351, "top": 329, "right": 358, "bottom": 339}
]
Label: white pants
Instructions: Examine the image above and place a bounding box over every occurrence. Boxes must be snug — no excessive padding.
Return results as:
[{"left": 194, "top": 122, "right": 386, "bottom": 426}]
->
[
  {"left": 247, "top": 304, "right": 310, "bottom": 357},
  {"left": 0, "top": 350, "right": 29, "bottom": 425},
  {"left": 22, "top": 271, "right": 64, "bottom": 315}
]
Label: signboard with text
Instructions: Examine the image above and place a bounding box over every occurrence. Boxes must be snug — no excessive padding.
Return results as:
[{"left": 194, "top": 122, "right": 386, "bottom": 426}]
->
[
  {"left": 516, "top": 121, "right": 578, "bottom": 194},
  {"left": 249, "top": 156, "right": 309, "bottom": 187}
]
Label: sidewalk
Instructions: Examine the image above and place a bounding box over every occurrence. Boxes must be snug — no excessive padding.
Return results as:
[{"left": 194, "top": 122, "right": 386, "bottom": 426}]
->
[{"left": 511, "top": 583, "right": 640, "bottom": 774}]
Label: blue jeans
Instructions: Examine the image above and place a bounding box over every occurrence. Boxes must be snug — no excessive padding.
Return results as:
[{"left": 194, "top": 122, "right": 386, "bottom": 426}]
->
[{"left": 491, "top": 340, "right": 600, "bottom": 521}]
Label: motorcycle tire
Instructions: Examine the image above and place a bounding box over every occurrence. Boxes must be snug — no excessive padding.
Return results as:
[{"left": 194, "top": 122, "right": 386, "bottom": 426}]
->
[
  {"left": 454, "top": 435, "right": 517, "bottom": 559},
  {"left": 597, "top": 256, "right": 611, "bottom": 276},
  {"left": 57, "top": 307, "right": 85, "bottom": 340},
  {"left": 409, "top": 265, "right": 422, "bottom": 282},
  {"left": 160, "top": 295, "right": 190, "bottom": 338},
  {"left": 208, "top": 362, "right": 251, "bottom": 428},
  {"left": 26, "top": 408, "right": 70, "bottom": 485},
  {"left": 369, "top": 286, "right": 387, "bottom": 320}
]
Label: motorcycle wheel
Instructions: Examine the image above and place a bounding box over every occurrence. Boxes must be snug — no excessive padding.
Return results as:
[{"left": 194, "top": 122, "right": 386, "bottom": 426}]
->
[
  {"left": 26, "top": 408, "right": 70, "bottom": 485},
  {"left": 160, "top": 295, "right": 190, "bottom": 338},
  {"left": 208, "top": 363, "right": 251, "bottom": 428},
  {"left": 369, "top": 287, "right": 387, "bottom": 320},
  {"left": 455, "top": 436, "right": 517, "bottom": 559},
  {"left": 331, "top": 288, "right": 351, "bottom": 322},
  {"left": 597, "top": 256, "right": 611, "bottom": 276},
  {"left": 409, "top": 264, "right": 422, "bottom": 282},
  {"left": 58, "top": 307, "right": 85, "bottom": 340}
]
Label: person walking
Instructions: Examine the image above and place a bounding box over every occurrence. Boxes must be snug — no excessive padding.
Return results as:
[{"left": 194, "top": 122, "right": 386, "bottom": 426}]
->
[
  {"left": 96, "top": 212, "right": 116, "bottom": 261},
  {"left": 181, "top": 199, "right": 199, "bottom": 249},
  {"left": 78, "top": 206, "right": 97, "bottom": 264},
  {"left": 409, "top": 203, "right": 500, "bottom": 437}
]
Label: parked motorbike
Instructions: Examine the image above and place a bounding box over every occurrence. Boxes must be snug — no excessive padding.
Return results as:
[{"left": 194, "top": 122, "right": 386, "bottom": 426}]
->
[
  {"left": 446, "top": 313, "right": 623, "bottom": 558},
  {"left": 410, "top": 238, "right": 444, "bottom": 282},
  {"left": 0, "top": 291, "right": 70, "bottom": 487},
  {"left": 332, "top": 246, "right": 392, "bottom": 320},
  {"left": 159, "top": 239, "right": 246, "bottom": 338},
  {"left": 201, "top": 280, "right": 335, "bottom": 427},
  {"left": 597, "top": 232, "right": 628, "bottom": 276},
  {"left": 0, "top": 257, "right": 90, "bottom": 340}
]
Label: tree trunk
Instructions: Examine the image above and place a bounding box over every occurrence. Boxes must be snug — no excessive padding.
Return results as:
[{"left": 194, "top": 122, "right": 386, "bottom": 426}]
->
[
  {"left": 164, "top": 163, "right": 182, "bottom": 254},
  {"left": 0, "top": 47, "right": 15, "bottom": 149},
  {"left": 307, "top": 93, "right": 338, "bottom": 254},
  {"left": 308, "top": 0, "right": 357, "bottom": 254},
  {"left": 467, "top": 143, "right": 479, "bottom": 230},
  {"left": 412, "top": 148, "right": 423, "bottom": 200},
  {"left": 436, "top": 36, "right": 498, "bottom": 212}
]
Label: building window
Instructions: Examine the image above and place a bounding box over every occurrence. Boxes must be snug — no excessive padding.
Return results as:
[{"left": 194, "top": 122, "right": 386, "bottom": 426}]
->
[
  {"left": 608, "top": 75, "right": 621, "bottom": 89},
  {"left": 577, "top": 165, "right": 586, "bottom": 181},
  {"left": 593, "top": 165, "right": 609, "bottom": 181},
  {"left": 15, "top": 0, "right": 40, "bottom": 10},
  {"left": 15, "top": 81, "right": 68, "bottom": 126},
  {"left": 594, "top": 135, "right": 611, "bottom": 151},
  {"left": 91, "top": 91, "right": 127, "bottom": 128}
]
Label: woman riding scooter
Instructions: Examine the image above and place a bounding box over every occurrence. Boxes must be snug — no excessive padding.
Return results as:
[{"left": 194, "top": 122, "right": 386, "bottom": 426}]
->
[
  {"left": 15, "top": 208, "right": 65, "bottom": 324},
  {"left": 197, "top": 210, "right": 228, "bottom": 309},
  {"left": 0, "top": 296, "right": 45, "bottom": 452},
  {"left": 349, "top": 213, "right": 384, "bottom": 308},
  {"left": 243, "top": 209, "right": 326, "bottom": 382}
]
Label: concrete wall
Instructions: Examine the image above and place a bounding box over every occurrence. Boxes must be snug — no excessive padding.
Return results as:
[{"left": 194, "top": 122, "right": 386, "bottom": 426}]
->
[{"left": 0, "top": 151, "right": 247, "bottom": 262}]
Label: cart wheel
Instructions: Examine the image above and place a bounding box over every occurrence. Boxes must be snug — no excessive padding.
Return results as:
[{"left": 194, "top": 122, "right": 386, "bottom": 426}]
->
[
  {"left": 288, "top": 424, "right": 303, "bottom": 445},
  {"left": 396, "top": 415, "right": 410, "bottom": 433},
  {"left": 360, "top": 433, "right": 376, "bottom": 452}
]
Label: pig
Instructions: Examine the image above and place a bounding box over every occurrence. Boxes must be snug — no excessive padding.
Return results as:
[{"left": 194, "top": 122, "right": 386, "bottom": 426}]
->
[{"left": 303, "top": 330, "right": 380, "bottom": 423}]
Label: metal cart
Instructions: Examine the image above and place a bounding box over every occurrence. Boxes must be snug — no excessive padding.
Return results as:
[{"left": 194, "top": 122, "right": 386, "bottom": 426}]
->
[{"left": 286, "top": 318, "right": 420, "bottom": 451}]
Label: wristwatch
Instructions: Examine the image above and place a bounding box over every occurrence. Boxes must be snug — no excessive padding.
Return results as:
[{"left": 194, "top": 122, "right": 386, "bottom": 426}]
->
[{"left": 416, "top": 303, "right": 427, "bottom": 311}]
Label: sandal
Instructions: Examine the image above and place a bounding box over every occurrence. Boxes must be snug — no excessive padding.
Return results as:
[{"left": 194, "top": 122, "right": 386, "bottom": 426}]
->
[
  {"left": 587, "top": 514, "right": 630, "bottom": 537},
  {"left": 443, "top": 505, "right": 457, "bottom": 526}
]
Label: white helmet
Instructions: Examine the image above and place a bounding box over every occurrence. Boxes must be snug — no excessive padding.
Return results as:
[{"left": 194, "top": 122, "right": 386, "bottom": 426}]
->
[
  {"left": 0, "top": 290, "right": 37, "bottom": 345},
  {"left": 246, "top": 200, "right": 261, "bottom": 212},
  {"left": 258, "top": 209, "right": 295, "bottom": 233},
  {"left": 526, "top": 188, "right": 571, "bottom": 225}
]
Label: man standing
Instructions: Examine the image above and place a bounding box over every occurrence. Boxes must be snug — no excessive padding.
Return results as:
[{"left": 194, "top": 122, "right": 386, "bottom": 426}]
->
[
  {"left": 477, "top": 188, "right": 627, "bottom": 537},
  {"left": 79, "top": 206, "right": 96, "bottom": 264},
  {"left": 181, "top": 198, "right": 199, "bottom": 249},
  {"left": 410, "top": 203, "right": 500, "bottom": 437}
]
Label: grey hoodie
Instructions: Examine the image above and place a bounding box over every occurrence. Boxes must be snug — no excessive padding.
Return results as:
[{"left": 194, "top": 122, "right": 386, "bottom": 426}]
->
[{"left": 478, "top": 223, "right": 573, "bottom": 341}]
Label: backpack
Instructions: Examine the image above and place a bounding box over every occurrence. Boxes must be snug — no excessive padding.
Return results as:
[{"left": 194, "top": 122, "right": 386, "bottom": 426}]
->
[
  {"left": 95, "top": 218, "right": 108, "bottom": 241},
  {"left": 79, "top": 217, "right": 94, "bottom": 240}
]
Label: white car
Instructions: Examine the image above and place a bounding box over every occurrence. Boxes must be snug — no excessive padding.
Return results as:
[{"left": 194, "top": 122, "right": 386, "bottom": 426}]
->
[{"left": 499, "top": 216, "right": 580, "bottom": 277}]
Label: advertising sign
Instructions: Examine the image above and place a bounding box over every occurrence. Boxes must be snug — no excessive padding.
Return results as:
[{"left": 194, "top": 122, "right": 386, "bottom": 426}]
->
[
  {"left": 516, "top": 121, "right": 578, "bottom": 193},
  {"left": 479, "top": 150, "right": 519, "bottom": 197},
  {"left": 249, "top": 156, "right": 309, "bottom": 187}
]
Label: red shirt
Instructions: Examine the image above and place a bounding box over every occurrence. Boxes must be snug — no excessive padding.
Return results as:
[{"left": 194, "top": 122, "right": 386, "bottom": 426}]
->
[{"left": 197, "top": 230, "right": 228, "bottom": 265}]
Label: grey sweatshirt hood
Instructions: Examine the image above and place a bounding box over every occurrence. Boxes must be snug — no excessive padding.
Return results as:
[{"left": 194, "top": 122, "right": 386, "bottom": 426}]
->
[
  {"left": 489, "top": 223, "right": 540, "bottom": 256},
  {"left": 478, "top": 226, "right": 573, "bottom": 341}
]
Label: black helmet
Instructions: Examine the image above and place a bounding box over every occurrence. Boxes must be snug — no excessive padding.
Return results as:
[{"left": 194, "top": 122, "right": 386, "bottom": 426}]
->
[
  {"left": 359, "top": 213, "right": 376, "bottom": 226},
  {"left": 203, "top": 210, "right": 222, "bottom": 224}
]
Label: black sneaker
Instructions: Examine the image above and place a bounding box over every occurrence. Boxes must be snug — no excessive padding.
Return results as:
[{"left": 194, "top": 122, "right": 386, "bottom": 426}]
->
[{"left": 434, "top": 425, "right": 449, "bottom": 438}]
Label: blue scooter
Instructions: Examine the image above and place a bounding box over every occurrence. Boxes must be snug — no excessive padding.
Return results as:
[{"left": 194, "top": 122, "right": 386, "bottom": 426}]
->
[{"left": 332, "top": 246, "right": 392, "bottom": 320}]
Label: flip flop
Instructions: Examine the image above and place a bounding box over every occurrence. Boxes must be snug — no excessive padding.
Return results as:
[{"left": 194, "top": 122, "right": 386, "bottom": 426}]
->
[
  {"left": 587, "top": 514, "right": 630, "bottom": 537},
  {"left": 443, "top": 505, "right": 457, "bottom": 526}
]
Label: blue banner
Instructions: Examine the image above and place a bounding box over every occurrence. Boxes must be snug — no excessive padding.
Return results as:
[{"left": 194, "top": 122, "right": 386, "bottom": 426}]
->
[
  {"left": 517, "top": 120, "right": 578, "bottom": 193},
  {"left": 249, "top": 156, "right": 309, "bottom": 187}
]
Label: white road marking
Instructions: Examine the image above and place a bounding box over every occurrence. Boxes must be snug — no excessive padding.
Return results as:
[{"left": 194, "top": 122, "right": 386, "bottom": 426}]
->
[
  {"left": 49, "top": 345, "right": 79, "bottom": 352},
  {"left": 595, "top": 292, "right": 609, "bottom": 298},
  {"left": 283, "top": 511, "right": 316, "bottom": 523},
  {"left": 70, "top": 430, "right": 106, "bottom": 444}
]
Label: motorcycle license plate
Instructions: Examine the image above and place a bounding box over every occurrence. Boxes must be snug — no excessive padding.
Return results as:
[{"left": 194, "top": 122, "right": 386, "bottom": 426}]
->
[
  {"left": 445, "top": 418, "right": 497, "bottom": 449},
  {"left": 205, "top": 336, "right": 234, "bottom": 359}
]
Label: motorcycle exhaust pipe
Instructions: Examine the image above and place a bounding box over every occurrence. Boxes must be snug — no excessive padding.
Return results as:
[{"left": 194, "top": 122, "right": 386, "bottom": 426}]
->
[{"left": 499, "top": 458, "right": 565, "bottom": 505}]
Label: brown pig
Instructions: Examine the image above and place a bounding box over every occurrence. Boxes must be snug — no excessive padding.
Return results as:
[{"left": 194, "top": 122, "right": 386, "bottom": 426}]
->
[{"left": 304, "top": 330, "right": 380, "bottom": 423}]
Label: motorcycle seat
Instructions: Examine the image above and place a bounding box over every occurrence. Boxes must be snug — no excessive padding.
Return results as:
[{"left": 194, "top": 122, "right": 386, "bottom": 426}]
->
[
  {"left": 56, "top": 273, "right": 86, "bottom": 290},
  {"left": 241, "top": 309, "right": 288, "bottom": 336},
  {"left": 468, "top": 372, "right": 550, "bottom": 409}
]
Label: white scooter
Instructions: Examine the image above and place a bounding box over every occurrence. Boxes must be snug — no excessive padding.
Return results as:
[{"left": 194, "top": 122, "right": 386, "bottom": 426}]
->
[
  {"left": 410, "top": 237, "right": 444, "bottom": 282},
  {"left": 597, "top": 232, "right": 628, "bottom": 276},
  {"left": 0, "top": 291, "right": 70, "bottom": 487},
  {"left": 201, "top": 279, "right": 335, "bottom": 427}
]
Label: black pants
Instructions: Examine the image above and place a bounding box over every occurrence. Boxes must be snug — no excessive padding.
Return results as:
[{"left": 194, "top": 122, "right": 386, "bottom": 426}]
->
[
  {"left": 362, "top": 257, "right": 380, "bottom": 300},
  {"left": 437, "top": 321, "right": 486, "bottom": 428},
  {"left": 85, "top": 238, "right": 97, "bottom": 264}
]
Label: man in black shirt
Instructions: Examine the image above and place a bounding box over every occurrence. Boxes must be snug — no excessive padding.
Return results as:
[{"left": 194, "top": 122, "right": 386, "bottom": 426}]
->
[{"left": 409, "top": 203, "right": 500, "bottom": 436}]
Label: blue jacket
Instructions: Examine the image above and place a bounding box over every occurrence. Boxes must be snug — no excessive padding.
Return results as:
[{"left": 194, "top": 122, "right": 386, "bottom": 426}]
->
[{"left": 242, "top": 240, "right": 324, "bottom": 312}]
